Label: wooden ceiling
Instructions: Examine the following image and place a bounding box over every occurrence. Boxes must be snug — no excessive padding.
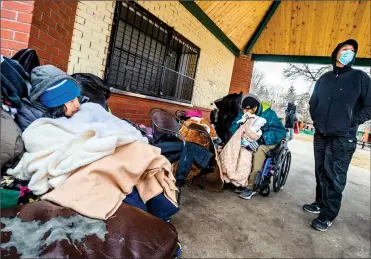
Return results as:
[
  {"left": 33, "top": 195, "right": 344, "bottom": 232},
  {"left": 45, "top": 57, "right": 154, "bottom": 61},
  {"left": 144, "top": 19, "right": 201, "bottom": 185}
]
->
[
  {"left": 252, "top": 1, "right": 371, "bottom": 58},
  {"left": 193, "top": 1, "right": 371, "bottom": 58},
  {"left": 196, "top": 1, "right": 272, "bottom": 50}
]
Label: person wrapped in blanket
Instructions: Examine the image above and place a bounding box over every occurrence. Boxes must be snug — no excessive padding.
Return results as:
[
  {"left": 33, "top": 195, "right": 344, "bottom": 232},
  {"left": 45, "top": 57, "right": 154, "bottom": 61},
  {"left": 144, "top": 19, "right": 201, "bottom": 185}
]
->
[
  {"left": 6, "top": 65, "right": 179, "bottom": 221},
  {"left": 233, "top": 94, "right": 286, "bottom": 200}
]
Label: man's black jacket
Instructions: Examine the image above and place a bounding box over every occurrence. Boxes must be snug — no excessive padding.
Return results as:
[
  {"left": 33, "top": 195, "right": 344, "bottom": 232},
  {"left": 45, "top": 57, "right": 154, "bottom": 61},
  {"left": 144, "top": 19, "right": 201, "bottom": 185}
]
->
[{"left": 309, "top": 40, "right": 371, "bottom": 137}]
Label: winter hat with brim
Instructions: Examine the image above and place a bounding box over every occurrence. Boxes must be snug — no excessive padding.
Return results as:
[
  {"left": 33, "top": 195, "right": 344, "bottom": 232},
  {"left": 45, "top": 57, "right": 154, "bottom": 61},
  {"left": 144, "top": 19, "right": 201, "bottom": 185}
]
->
[
  {"left": 241, "top": 93, "right": 261, "bottom": 110},
  {"left": 30, "top": 65, "right": 79, "bottom": 103},
  {"left": 40, "top": 79, "right": 81, "bottom": 108}
]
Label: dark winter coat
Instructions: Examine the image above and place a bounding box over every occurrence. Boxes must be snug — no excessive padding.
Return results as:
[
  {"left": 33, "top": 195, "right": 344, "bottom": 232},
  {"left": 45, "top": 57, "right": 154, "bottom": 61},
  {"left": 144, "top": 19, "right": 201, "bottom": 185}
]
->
[
  {"left": 257, "top": 102, "right": 286, "bottom": 146},
  {"left": 309, "top": 39, "right": 371, "bottom": 137},
  {"left": 214, "top": 92, "right": 243, "bottom": 143},
  {"left": 285, "top": 103, "right": 297, "bottom": 128},
  {"left": 15, "top": 98, "right": 45, "bottom": 131},
  {"left": 1, "top": 57, "right": 30, "bottom": 108}
]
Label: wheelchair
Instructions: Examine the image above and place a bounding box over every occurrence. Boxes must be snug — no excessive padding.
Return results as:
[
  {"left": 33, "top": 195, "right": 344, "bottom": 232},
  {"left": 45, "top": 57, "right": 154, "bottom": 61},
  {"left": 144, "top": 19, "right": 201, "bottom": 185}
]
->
[{"left": 253, "top": 139, "right": 291, "bottom": 196}]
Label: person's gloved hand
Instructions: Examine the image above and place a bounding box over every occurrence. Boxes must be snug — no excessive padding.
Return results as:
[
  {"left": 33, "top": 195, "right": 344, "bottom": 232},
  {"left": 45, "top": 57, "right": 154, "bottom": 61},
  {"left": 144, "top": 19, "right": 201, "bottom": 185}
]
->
[
  {"left": 246, "top": 141, "right": 260, "bottom": 152},
  {"left": 241, "top": 138, "right": 249, "bottom": 147}
]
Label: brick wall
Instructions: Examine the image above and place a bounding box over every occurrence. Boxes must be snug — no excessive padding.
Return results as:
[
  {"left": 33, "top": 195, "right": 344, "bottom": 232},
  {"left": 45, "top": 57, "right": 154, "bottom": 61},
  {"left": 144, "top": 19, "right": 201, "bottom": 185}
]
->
[
  {"left": 29, "top": 0, "right": 78, "bottom": 72},
  {"left": 108, "top": 94, "right": 211, "bottom": 126},
  {"left": 0, "top": 0, "right": 77, "bottom": 72},
  {"left": 229, "top": 54, "right": 254, "bottom": 94},
  {"left": 67, "top": 1, "right": 114, "bottom": 77},
  {"left": 0, "top": 1, "right": 34, "bottom": 57}
]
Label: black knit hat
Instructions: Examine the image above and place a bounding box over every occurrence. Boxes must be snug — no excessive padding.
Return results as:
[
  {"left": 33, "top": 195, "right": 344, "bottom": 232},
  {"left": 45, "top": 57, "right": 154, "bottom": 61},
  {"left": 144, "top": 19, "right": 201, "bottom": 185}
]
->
[{"left": 241, "top": 93, "right": 261, "bottom": 110}]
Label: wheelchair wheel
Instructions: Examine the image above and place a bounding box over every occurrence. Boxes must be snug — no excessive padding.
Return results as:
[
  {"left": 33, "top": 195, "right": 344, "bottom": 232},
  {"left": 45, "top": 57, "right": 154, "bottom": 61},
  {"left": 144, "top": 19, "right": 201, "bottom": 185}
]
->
[
  {"left": 273, "top": 150, "right": 291, "bottom": 192},
  {"left": 280, "top": 151, "right": 291, "bottom": 187},
  {"left": 260, "top": 185, "right": 270, "bottom": 197}
]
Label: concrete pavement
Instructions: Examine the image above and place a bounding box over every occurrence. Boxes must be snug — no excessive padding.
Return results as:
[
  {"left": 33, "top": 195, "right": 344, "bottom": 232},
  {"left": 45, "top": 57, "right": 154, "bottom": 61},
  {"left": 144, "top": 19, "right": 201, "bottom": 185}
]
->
[{"left": 172, "top": 139, "right": 371, "bottom": 258}]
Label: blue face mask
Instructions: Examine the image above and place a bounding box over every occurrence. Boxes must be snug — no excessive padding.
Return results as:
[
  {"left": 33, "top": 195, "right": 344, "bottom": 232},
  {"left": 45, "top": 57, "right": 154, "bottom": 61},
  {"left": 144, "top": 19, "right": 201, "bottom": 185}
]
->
[{"left": 339, "top": 50, "right": 355, "bottom": 65}]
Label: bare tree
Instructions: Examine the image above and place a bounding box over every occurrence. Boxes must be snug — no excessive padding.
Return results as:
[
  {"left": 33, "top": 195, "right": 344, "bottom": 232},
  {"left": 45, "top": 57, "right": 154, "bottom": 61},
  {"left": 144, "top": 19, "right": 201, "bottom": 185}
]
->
[
  {"left": 250, "top": 69, "right": 269, "bottom": 101},
  {"left": 251, "top": 69, "right": 266, "bottom": 90},
  {"left": 283, "top": 63, "right": 330, "bottom": 82},
  {"left": 283, "top": 64, "right": 330, "bottom": 92},
  {"left": 296, "top": 92, "right": 312, "bottom": 124}
]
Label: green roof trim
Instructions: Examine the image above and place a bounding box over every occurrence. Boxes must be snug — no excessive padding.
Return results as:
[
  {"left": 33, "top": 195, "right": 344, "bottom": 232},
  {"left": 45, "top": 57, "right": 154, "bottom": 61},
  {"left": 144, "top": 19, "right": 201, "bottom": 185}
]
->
[
  {"left": 244, "top": 1, "right": 281, "bottom": 55},
  {"left": 180, "top": 1, "right": 240, "bottom": 56},
  {"left": 251, "top": 54, "right": 371, "bottom": 67}
]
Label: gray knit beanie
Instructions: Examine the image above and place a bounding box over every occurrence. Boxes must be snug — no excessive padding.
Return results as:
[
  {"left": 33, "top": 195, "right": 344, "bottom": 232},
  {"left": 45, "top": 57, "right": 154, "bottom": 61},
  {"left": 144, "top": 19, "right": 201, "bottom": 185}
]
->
[{"left": 30, "top": 65, "right": 78, "bottom": 102}]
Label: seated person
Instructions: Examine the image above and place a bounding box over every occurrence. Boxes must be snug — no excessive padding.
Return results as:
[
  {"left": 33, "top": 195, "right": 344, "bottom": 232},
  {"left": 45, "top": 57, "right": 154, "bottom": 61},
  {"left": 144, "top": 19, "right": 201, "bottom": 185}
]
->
[
  {"left": 7, "top": 66, "right": 178, "bottom": 221},
  {"left": 40, "top": 78, "right": 82, "bottom": 118},
  {"left": 235, "top": 94, "right": 286, "bottom": 200}
]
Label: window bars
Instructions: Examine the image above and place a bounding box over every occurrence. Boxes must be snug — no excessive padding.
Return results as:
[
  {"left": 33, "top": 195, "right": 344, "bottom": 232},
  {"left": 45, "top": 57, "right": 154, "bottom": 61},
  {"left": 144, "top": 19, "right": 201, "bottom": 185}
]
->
[{"left": 105, "top": 1, "right": 200, "bottom": 104}]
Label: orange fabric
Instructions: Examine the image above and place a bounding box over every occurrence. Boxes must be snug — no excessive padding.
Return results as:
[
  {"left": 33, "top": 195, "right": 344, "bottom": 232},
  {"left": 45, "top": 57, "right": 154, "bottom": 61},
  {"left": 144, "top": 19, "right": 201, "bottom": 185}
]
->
[{"left": 178, "top": 118, "right": 216, "bottom": 181}]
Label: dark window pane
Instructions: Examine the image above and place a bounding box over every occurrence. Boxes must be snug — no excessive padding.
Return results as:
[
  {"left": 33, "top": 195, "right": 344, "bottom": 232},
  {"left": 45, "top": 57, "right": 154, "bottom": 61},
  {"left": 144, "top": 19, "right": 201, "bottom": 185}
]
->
[{"left": 106, "top": 2, "right": 199, "bottom": 103}]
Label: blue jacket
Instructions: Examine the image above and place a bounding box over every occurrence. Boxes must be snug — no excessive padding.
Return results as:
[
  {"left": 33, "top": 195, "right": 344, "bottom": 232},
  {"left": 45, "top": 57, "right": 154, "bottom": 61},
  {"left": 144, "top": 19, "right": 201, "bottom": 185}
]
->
[
  {"left": 230, "top": 102, "right": 286, "bottom": 146},
  {"left": 257, "top": 102, "right": 286, "bottom": 146}
]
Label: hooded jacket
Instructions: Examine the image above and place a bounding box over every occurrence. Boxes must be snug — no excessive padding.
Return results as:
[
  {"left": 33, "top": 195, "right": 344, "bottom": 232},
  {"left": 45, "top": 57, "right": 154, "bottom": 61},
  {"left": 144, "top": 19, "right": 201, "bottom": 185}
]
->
[
  {"left": 15, "top": 66, "right": 78, "bottom": 131},
  {"left": 230, "top": 100, "right": 286, "bottom": 146},
  {"left": 309, "top": 39, "right": 371, "bottom": 137},
  {"left": 285, "top": 102, "right": 297, "bottom": 128},
  {"left": 1, "top": 56, "right": 30, "bottom": 108},
  {"left": 257, "top": 102, "right": 286, "bottom": 146}
]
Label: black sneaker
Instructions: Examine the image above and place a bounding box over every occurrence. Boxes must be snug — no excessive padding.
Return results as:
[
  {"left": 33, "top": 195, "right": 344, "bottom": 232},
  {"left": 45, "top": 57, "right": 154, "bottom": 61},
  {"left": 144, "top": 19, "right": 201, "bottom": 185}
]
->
[
  {"left": 311, "top": 217, "right": 332, "bottom": 231},
  {"left": 303, "top": 202, "right": 321, "bottom": 214},
  {"left": 233, "top": 187, "right": 244, "bottom": 194},
  {"left": 239, "top": 188, "right": 256, "bottom": 200}
]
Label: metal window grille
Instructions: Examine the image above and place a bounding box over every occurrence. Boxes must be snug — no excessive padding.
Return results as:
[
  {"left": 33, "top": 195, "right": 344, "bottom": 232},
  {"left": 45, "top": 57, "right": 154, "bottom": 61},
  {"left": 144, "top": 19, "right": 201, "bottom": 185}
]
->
[{"left": 105, "top": 1, "right": 200, "bottom": 104}]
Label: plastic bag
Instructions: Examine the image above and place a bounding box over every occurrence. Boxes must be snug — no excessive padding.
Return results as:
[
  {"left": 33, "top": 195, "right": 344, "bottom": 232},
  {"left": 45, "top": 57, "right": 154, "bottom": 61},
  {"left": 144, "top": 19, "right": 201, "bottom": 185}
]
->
[
  {"left": 11, "top": 48, "right": 40, "bottom": 74},
  {"left": 71, "top": 73, "right": 110, "bottom": 111}
]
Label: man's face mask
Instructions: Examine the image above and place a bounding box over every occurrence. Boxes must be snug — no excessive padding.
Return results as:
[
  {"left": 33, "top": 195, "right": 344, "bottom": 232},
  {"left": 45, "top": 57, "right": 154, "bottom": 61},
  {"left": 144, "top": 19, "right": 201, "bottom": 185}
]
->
[{"left": 339, "top": 49, "right": 355, "bottom": 65}]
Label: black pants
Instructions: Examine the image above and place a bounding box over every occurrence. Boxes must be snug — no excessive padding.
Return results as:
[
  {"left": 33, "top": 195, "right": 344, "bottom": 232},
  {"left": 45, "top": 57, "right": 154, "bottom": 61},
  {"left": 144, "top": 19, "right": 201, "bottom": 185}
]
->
[
  {"left": 314, "top": 132, "right": 357, "bottom": 221},
  {"left": 155, "top": 141, "right": 213, "bottom": 182}
]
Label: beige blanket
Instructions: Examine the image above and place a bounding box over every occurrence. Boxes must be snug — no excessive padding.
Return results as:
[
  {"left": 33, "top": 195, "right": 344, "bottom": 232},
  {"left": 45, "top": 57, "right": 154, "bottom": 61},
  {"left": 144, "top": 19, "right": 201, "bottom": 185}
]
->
[
  {"left": 42, "top": 141, "right": 178, "bottom": 220},
  {"left": 220, "top": 118, "right": 262, "bottom": 187}
]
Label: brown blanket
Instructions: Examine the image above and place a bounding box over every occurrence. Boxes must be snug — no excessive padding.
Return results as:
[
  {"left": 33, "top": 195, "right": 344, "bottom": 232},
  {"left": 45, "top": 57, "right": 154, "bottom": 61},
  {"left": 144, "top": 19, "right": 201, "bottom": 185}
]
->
[
  {"left": 1, "top": 201, "right": 179, "bottom": 259},
  {"left": 42, "top": 141, "right": 178, "bottom": 220}
]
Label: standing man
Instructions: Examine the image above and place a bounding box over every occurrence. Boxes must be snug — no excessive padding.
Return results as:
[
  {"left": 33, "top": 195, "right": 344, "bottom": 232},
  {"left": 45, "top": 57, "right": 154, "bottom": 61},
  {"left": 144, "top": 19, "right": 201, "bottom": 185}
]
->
[{"left": 304, "top": 39, "right": 371, "bottom": 231}]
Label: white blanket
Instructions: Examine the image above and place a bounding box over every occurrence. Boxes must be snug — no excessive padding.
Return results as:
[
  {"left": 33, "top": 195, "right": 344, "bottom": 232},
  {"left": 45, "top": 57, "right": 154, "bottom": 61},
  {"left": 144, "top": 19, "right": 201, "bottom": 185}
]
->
[
  {"left": 7, "top": 103, "right": 148, "bottom": 195},
  {"left": 248, "top": 115, "right": 266, "bottom": 139},
  {"left": 238, "top": 113, "right": 267, "bottom": 142}
]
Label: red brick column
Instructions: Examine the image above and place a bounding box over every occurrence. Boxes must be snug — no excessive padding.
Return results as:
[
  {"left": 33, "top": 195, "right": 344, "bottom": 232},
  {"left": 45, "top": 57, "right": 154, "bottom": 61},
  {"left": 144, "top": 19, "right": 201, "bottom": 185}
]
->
[
  {"left": 29, "top": 1, "right": 78, "bottom": 71},
  {"left": 0, "top": 0, "right": 77, "bottom": 72},
  {"left": 229, "top": 53, "right": 254, "bottom": 94}
]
